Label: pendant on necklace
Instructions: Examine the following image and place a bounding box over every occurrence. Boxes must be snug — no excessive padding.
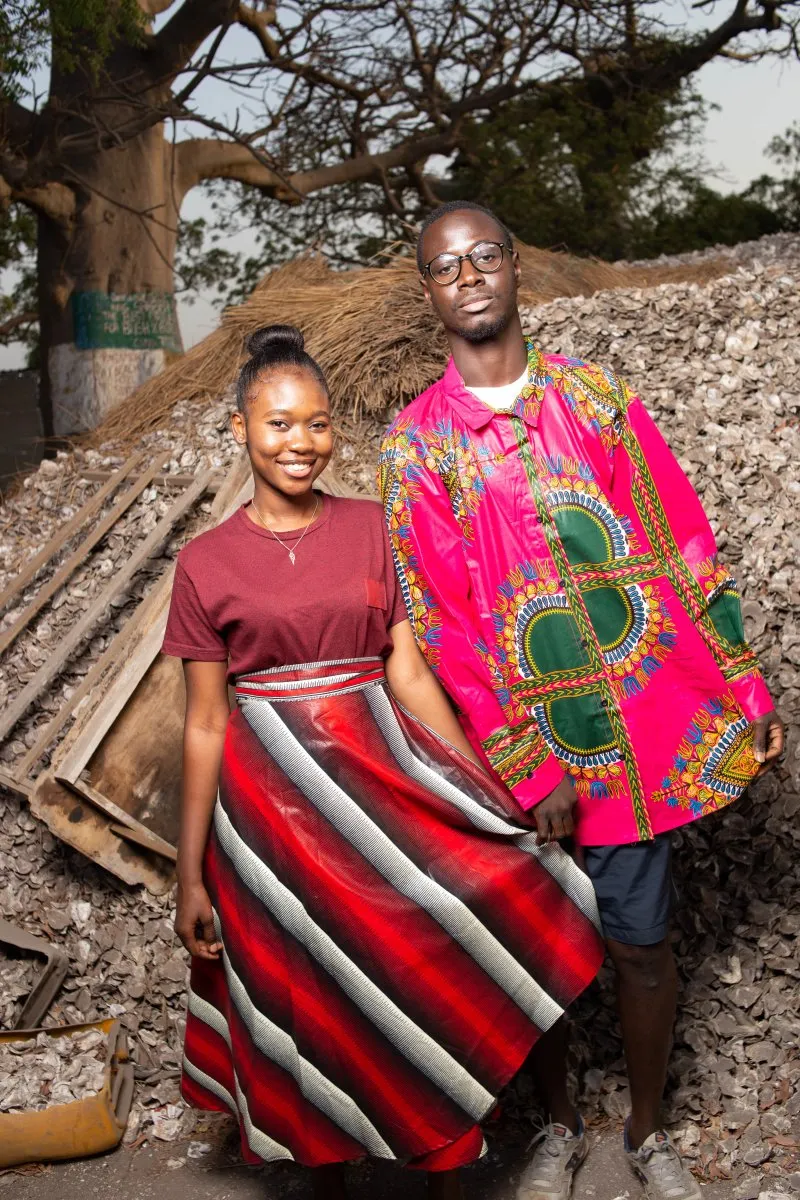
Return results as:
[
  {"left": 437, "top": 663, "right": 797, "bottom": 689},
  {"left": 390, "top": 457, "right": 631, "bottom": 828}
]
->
[{"left": 288, "top": 550, "right": 296, "bottom": 565}]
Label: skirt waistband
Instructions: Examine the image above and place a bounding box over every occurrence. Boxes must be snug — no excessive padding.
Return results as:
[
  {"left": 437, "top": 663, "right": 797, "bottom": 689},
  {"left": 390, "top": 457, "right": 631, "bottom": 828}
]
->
[{"left": 235, "top": 657, "right": 385, "bottom": 702}]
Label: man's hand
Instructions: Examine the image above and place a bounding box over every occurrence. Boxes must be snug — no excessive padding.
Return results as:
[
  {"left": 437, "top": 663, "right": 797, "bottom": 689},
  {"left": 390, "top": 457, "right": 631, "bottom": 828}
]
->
[
  {"left": 534, "top": 777, "right": 577, "bottom": 845},
  {"left": 752, "top": 710, "right": 784, "bottom": 778},
  {"left": 175, "top": 880, "right": 223, "bottom": 960}
]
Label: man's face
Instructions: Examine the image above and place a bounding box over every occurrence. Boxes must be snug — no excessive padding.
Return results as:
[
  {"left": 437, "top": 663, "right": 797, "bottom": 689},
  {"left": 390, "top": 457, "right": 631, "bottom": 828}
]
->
[{"left": 419, "top": 211, "right": 521, "bottom": 344}]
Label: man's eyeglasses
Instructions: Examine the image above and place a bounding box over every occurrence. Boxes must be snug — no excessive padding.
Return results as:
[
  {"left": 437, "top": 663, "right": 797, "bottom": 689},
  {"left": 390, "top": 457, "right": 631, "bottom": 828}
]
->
[{"left": 423, "top": 240, "right": 512, "bottom": 286}]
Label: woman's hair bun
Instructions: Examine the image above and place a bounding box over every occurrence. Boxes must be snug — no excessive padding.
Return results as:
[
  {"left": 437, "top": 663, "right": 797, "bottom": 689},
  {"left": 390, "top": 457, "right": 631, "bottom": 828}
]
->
[
  {"left": 245, "top": 324, "right": 304, "bottom": 358},
  {"left": 235, "top": 322, "right": 328, "bottom": 411}
]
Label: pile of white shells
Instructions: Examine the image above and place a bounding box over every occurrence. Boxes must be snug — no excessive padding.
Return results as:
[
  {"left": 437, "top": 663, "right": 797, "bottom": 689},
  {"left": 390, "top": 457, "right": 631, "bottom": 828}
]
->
[{"left": 0, "top": 234, "right": 798, "bottom": 1191}]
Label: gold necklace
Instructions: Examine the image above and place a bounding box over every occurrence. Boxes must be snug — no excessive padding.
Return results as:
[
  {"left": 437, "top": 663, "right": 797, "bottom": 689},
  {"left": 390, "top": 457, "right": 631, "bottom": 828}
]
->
[{"left": 250, "top": 494, "right": 320, "bottom": 565}]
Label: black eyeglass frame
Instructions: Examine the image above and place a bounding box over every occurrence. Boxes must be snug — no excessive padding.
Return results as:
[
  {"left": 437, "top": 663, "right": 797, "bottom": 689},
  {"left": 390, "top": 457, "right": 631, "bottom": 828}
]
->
[{"left": 422, "top": 240, "right": 513, "bottom": 286}]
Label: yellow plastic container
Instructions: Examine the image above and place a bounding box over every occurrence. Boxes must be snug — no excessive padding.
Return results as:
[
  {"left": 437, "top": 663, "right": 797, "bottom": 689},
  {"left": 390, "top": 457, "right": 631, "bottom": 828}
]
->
[{"left": 0, "top": 1018, "right": 134, "bottom": 1168}]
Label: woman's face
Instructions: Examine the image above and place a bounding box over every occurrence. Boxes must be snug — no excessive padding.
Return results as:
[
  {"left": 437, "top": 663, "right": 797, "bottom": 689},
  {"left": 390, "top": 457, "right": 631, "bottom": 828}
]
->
[{"left": 232, "top": 368, "right": 333, "bottom": 500}]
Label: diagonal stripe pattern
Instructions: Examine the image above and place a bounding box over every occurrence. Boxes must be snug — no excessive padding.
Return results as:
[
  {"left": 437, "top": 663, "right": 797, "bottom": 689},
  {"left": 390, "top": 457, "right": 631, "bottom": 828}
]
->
[{"left": 182, "top": 658, "right": 604, "bottom": 1170}]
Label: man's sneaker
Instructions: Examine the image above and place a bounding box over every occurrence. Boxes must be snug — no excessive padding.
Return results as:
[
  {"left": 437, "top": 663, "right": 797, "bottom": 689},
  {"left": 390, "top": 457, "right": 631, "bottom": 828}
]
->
[
  {"left": 625, "top": 1128, "right": 702, "bottom": 1200},
  {"left": 515, "top": 1118, "right": 588, "bottom": 1200}
]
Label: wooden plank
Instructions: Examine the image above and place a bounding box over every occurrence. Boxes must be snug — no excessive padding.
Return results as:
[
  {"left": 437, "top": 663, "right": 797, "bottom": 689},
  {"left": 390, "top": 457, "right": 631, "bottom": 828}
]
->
[
  {"left": 0, "top": 766, "right": 30, "bottom": 798},
  {"left": 55, "top": 594, "right": 173, "bottom": 782},
  {"left": 82, "top": 470, "right": 222, "bottom": 493},
  {"left": 0, "top": 470, "right": 214, "bottom": 743},
  {"left": 23, "top": 458, "right": 357, "bottom": 891},
  {"left": 30, "top": 774, "right": 174, "bottom": 894},
  {"left": 79, "top": 650, "right": 188, "bottom": 848},
  {"left": 17, "top": 457, "right": 252, "bottom": 781},
  {"left": 0, "top": 452, "right": 170, "bottom": 657},
  {"left": 0, "top": 452, "right": 144, "bottom": 613},
  {"left": 15, "top": 572, "right": 170, "bottom": 781},
  {"left": 209, "top": 451, "right": 251, "bottom": 516},
  {"left": 110, "top": 823, "right": 177, "bottom": 864},
  {"left": 54, "top": 775, "right": 177, "bottom": 861},
  {"left": 53, "top": 459, "right": 253, "bottom": 778}
]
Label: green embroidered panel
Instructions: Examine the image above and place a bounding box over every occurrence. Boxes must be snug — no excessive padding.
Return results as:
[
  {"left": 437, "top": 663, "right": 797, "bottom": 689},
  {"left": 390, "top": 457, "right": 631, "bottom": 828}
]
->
[{"left": 708, "top": 590, "right": 746, "bottom": 648}]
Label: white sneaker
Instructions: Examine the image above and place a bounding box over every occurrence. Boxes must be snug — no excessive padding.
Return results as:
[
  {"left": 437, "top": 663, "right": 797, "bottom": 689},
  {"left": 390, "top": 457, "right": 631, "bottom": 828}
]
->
[
  {"left": 626, "top": 1129, "right": 702, "bottom": 1200},
  {"left": 515, "top": 1119, "right": 588, "bottom": 1200}
]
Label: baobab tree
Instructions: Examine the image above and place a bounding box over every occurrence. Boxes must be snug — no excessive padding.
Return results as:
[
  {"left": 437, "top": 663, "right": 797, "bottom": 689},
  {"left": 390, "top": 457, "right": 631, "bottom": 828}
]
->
[{"left": 0, "top": 0, "right": 796, "bottom": 434}]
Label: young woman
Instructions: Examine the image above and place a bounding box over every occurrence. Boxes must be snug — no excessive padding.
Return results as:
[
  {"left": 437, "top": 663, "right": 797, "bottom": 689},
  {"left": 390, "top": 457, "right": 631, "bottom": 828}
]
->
[{"left": 163, "top": 325, "right": 604, "bottom": 1199}]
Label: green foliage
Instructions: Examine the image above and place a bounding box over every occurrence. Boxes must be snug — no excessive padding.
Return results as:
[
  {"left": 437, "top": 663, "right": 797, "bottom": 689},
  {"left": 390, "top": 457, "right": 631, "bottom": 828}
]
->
[
  {"left": 49, "top": 0, "right": 145, "bottom": 77},
  {"left": 0, "top": 202, "right": 38, "bottom": 360},
  {"left": 175, "top": 216, "right": 242, "bottom": 303},
  {"left": 0, "top": 2, "right": 50, "bottom": 101},
  {"left": 630, "top": 122, "right": 800, "bottom": 257},
  {"left": 175, "top": 178, "right": 400, "bottom": 309},
  {"left": 0, "top": 0, "right": 144, "bottom": 101},
  {"left": 442, "top": 80, "right": 707, "bottom": 260},
  {"left": 437, "top": 83, "right": 800, "bottom": 262}
]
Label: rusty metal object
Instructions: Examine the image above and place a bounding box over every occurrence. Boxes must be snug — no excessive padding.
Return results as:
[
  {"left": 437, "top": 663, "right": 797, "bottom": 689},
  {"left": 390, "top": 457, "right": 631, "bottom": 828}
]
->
[
  {"left": 0, "top": 919, "right": 68, "bottom": 1031},
  {"left": 0, "top": 1018, "right": 134, "bottom": 1168}
]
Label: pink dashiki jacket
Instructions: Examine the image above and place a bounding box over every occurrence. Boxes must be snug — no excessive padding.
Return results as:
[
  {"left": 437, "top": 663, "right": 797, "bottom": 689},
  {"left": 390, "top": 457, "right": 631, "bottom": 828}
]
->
[{"left": 379, "top": 339, "right": 773, "bottom": 846}]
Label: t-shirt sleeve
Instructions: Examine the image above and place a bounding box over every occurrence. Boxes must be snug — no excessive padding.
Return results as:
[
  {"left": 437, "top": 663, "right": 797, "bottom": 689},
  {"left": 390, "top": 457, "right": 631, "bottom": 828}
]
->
[{"left": 162, "top": 559, "right": 228, "bottom": 661}]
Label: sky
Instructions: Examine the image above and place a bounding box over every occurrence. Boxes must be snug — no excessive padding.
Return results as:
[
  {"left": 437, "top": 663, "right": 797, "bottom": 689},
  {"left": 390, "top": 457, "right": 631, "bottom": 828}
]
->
[
  {"left": 174, "top": 51, "right": 800, "bottom": 353},
  {"left": 1, "top": 10, "right": 798, "bottom": 370}
]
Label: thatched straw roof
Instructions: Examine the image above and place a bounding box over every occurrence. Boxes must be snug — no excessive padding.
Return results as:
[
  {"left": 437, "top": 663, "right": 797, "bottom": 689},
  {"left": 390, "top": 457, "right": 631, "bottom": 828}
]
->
[{"left": 95, "top": 243, "right": 730, "bottom": 448}]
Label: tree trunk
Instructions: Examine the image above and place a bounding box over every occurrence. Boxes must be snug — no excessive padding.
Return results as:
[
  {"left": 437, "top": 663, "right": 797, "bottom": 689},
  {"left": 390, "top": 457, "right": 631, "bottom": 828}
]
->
[{"left": 40, "top": 124, "right": 182, "bottom": 437}]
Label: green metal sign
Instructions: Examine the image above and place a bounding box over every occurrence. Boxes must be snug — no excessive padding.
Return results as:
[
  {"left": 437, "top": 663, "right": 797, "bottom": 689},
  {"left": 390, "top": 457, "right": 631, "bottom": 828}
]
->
[{"left": 72, "top": 290, "right": 182, "bottom": 352}]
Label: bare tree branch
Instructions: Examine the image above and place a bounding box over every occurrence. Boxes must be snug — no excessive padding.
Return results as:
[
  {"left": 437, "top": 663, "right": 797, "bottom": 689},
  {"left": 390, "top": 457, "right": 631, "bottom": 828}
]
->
[
  {"left": 147, "top": 0, "right": 240, "bottom": 78},
  {"left": 619, "top": 0, "right": 787, "bottom": 91},
  {"left": 0, "top": 174, "right": 76, "bottom": 227},
  {"left": 175, "top": 128, "right": 460, "bottom": 202},
  {"left": 138, "top": 0, "right": 181, "bottom": 14},
  {"left": 0, "top": 310, "right": 38, "bottom": 339}
]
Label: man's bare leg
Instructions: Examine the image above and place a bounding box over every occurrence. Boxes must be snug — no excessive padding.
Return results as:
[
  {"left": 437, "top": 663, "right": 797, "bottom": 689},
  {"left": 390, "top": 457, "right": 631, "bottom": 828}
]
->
[
  {"left": 526, "top": 1018, "right": 579, "bottom": 1132},
  {"left": 606, "top": 936, "right": 678, "bottom": 1149}
]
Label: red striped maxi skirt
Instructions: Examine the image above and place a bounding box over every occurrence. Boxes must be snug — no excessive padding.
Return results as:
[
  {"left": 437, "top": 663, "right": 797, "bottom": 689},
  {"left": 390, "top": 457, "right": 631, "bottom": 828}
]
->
[{"left": 182, "top": 657, "right": 604, "bottom": 1170}]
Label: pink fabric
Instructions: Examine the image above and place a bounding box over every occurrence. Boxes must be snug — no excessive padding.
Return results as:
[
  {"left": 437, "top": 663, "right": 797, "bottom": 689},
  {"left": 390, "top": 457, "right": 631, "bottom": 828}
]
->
[{"left": 380, "top": 344, "right": 773, "bottom": 846}]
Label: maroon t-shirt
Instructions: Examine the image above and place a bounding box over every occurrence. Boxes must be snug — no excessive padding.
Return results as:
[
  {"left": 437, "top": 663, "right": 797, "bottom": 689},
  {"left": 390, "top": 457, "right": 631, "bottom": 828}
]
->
[{"left": 162, "top": 494, "right": 407, "bottom": 679}]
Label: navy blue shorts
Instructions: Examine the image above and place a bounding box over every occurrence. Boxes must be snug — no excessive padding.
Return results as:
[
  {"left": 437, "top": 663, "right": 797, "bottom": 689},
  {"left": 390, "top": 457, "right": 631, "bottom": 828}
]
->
[{"left": 582, "top": 833, "right": 674, "bottom": 946}]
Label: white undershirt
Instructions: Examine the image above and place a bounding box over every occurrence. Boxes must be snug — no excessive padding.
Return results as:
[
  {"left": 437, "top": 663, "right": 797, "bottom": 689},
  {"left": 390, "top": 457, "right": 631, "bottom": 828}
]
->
[{"left": 467, "top": 368, "right": 529, "bottom": 411}]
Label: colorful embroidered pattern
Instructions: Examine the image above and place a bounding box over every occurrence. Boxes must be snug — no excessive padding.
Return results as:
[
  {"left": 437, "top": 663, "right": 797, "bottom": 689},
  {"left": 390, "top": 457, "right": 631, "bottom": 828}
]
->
[
  {"left": 534, "top": 359, "right": 628, "bottom": 452},
  {"left": 419, "top": 422, "right": 504, "bottom": 541},
  {"left": 482, "top": 719, "right": 551, "bottom": 789},
  {"left": 652, "top": 692, "right": 758, "bottom": 816},
  {"left": 380, "top": 424, "right": 443, "bottom": 667},
  {"left": 379, "top": 340, "right": 771, "bottom": 845},
  {"left": 509, "top": 416, "right": 653, "bottom": 839}
]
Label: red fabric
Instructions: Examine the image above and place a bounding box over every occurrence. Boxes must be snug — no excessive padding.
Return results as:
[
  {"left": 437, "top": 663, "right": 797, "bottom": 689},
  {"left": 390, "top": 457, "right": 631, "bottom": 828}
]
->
[
  {"left": 162, "top": 495, "right": 406, "bottom": 679},
  {"left": 182, "top": 667, "right": 604, "bottom": 1169}
]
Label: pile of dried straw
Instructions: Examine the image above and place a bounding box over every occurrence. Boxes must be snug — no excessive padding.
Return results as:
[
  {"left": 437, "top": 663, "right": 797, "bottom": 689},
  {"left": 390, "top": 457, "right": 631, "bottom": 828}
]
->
[{"left": 94, "top": 244, "right": 731, "bottom": 449}]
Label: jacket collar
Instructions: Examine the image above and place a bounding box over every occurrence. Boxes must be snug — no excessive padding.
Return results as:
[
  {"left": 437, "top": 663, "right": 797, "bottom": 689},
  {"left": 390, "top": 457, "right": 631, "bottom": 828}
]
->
[{"left": 440, "top": 339, "right": 547, "bottom": 431}]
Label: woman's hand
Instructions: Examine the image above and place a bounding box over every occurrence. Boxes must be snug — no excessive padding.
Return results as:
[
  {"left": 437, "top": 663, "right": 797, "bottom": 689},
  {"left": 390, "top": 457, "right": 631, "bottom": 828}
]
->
[{"left": 175, "top": 879, "right": 223, "bottom": 960}]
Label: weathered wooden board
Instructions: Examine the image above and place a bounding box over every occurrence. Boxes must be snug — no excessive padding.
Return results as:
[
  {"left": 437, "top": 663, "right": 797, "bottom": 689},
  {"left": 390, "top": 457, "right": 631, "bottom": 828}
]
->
[
  {"left": 30, "top": 459, "right": 362, "bottom": 891},
  {"left": 78, "top": 650, "right": 187, "bottom": 846},
  {"left": 31, "top": 774, "right": 175, "bottom": 894},
  {"left": 0, "top": 470, "right": 214, "bottom": 743},
  {"left": 0, "top": 453, "right": 169, "bottom": 656},
  {"left": 0, "top": 452, "right": 144, "bottom": 613}
]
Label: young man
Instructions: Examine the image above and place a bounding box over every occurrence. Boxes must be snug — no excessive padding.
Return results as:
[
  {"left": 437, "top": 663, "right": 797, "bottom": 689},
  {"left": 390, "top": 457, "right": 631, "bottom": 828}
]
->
[{"left": 379, "top": 202, "right": 784, "bottom": 1200}]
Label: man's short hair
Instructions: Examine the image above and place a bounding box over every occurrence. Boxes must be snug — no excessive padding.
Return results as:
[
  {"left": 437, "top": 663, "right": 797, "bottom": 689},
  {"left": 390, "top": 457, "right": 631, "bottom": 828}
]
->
[{"left": 416, "top": 201, "right": 514, "bottom": 272}]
